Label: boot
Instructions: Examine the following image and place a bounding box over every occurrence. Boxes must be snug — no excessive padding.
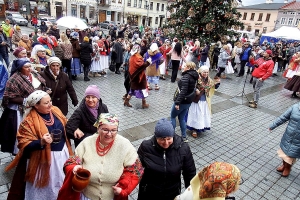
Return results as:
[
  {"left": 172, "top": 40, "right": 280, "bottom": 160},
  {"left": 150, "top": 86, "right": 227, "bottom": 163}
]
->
[
  {"left": 282, "top": 162, "right": 292, "bottom": 177},
  {"left": 122, "top": 94, "right": 127, "bottom": 100},
  {"left": 94, "top": 72, "right": 101, "bottom": 77},
  {"left": 124, "top": 96, "right": 132, "bottom": 107},
  {"left": 142, "top": 99, "right": 149, "bottom": 109},
  {"left": 83, "top": 67, "right": 90, "bottom": 81},
  {"left": 276, "top": 160, "right": 285, "bottom": 172}
]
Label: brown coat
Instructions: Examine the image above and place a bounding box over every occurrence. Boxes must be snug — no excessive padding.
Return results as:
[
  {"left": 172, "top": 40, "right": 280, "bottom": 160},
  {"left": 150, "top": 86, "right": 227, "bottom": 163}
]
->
[
  {"left": 70, "top": 39, "right": 81, "bottom": 58},
  {"left": 129, "top": 53, "right": 150, "bottom": 90},
  {"left": 40, "top": 66, "right": 78, "bottom": 115},
  {"left": 18, "top": 39, "right": 32, "bottom": 57}
]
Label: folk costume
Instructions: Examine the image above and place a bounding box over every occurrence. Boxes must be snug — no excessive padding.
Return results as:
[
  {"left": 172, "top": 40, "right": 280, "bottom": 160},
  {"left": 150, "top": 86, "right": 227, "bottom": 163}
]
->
[{"left": 90, "top": 37, "right": 102, "bottom": 75}]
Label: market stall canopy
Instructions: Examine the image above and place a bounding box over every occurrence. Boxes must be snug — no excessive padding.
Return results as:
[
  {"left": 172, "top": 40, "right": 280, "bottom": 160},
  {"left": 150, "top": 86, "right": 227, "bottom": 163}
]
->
[
  {"left": 260, "top": 26, "right": 300, "bottom": 44},
  {"left": 56, "top": 16, "right": 88, "bottom": 30}
]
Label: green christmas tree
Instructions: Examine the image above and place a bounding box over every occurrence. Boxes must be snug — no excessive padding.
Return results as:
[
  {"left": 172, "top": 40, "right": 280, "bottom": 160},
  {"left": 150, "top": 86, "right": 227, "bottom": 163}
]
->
[{"left": 164, "top": 0, "right": 244, "bottom": 43}]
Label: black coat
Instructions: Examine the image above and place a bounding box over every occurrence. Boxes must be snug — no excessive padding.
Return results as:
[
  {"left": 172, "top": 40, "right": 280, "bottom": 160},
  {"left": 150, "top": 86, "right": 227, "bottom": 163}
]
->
[
  {"left": 174, "top": 69, "right": 199, "bottom": 105},
  {"left": 80, "top": 42, "right": 93, "bottom": 65},
  {"left": 137, "top": 135, "right": 196, "bottom": 200},
  {"left": 0, "top": 32, "right": 8, "bottom": 56},
  {"left": 48, "top": 27, "right": 60, "bottom": 40},
  {"left": 66, "top": 99, "right": 108, "bottom": 147},
  {"left": 40, "top": 66, "right": 78, "bottom": 115},
  {"left": 39, "top": 21, "right": 48, "bottom": 33},
  {"left": 113, "top": 41, "right": 124, "bottom": 64}
]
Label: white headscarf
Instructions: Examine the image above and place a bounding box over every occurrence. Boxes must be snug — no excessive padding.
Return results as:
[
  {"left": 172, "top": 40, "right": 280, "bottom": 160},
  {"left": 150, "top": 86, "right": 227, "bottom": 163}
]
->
[
  {"left": 24, "top": 90, "right": 48, "bottom": 118},
  {"left": 199, "top": 65, "right": 209, "bottom": 73},
  {"left": 31, "top": 45, "right": 46, "bottom": 57}
]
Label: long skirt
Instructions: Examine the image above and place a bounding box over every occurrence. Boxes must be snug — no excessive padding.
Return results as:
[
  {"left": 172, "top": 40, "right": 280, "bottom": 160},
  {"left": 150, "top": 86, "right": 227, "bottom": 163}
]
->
[
  {"left": 284, "top": 75, "right": 300, "bottom": 92},
  {"left": 147, "top": 76, "right": 160, "bottom": 85},
  {"left": 25, "top": 144, "right": 69, "bottom": 200},
  {"left": 71, "top": 58, "right": 82, "bottom": 75},
  {"left": 159, "top": 61, "right": 166, "bottom": 75},
  {"left": 277, "top": 149, "right": 297, "bottom": 165},
  {"left": 99, "top": 55, "right": 109, "bottom": 71},
  {"left": 186, "top": 100, "right": 211, "bottom": 132},
  {"left": 129, "top": 89, "right": 148, "bottom": 99},
  {"left": 90, "top": 59, "right": 101, "bottom": 72}
]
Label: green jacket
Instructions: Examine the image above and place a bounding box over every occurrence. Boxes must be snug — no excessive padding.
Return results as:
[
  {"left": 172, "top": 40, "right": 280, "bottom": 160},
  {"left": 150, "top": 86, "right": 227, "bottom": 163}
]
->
[{"left": 2, "top": 22, "right": 11, "bottom": 37}]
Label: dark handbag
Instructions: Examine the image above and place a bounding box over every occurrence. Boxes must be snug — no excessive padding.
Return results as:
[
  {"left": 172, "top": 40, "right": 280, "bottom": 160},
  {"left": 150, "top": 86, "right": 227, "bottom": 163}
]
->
[
  {"left": 193, "top": 93, "right": 201, "bottom": 103},
  {"left": 109, "top": 61, "right": 116, "bottom": 72},
  {"left": 173, "top": 87, "right": 196, "bottom": 103}
]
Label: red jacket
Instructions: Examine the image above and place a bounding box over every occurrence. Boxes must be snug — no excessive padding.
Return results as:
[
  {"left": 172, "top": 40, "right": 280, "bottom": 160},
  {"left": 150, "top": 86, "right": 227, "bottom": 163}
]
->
[{"left": 252, "top": 57, "right": 274, "bottom": 80}]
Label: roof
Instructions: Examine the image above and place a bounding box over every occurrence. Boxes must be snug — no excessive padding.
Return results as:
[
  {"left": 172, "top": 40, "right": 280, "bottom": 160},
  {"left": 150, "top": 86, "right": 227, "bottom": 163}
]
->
[
  {"left": 238, "top": 3, "right": 286, "bottom": 10},
  {"left": 280, "top": 1, "right": 300, "bottom": 10}
]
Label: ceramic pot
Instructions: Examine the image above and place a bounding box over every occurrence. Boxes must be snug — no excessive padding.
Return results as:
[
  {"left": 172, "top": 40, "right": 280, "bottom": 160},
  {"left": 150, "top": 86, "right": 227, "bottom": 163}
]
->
[{"left": 72, "top": 168, "right": 91, "bottom": 192}]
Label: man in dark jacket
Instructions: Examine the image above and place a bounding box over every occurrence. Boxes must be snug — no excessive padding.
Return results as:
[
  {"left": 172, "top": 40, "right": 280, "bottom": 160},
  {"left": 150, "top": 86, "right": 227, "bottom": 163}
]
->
[
  {"left": 48, "top": 23, "right": 60, "bottom": 40},
  {"left": 80, "top": 36, "right": 93, "bottom": 81},
  {"left": 137, "top": 118, "right": 196, "bottom": 200},
  {"left": 237, "top": 42, "right": 252, "bottom": 77},
  {"left": 113, "top": 37, "right": 124, "bottom": 74},
  {"left": 39, "top": 21, "right": 48, "bottom": 33},
  {"left": 200, "top": 42, "right": 210, "bottom": 67}
]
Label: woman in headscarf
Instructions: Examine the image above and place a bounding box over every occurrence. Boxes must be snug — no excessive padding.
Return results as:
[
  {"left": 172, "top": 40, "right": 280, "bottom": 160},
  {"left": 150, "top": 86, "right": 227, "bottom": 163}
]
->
[
  {"left": 9, "top": 47, "right": 27, "bottom": 76},
  {"left": 18, "top": 34, "right": 32, "bottom": 58},
  {"left": 66, "top": 85, "right": 108, "bottom": 147},
  {"left": 159, "top": 39, "right": 172, "bottom": 80},
  {"left": 80, "top": 36, "right": 93, "bottom": 81},
  {"left": 30, "top": 45, "right": 50, "bottom": 72},
  {"left": 40, "top": 57, "right": 78, "bottom": 116},
  {"left": 70, "top": 32, "right": 81, "bottom": 80},
  {"left": 12, "top": 25, "right": 22, "bottom": 47},
  {"left": 0, "top": 60, "right": 47, "bottom": 155},
  {"left": 5, "top": 90, "right": 73, "bottom": 200},
  {"left": 58, "top": 113, "right": 144, "bottom": 200},
  {"left": 174, "top": 162, "right": 242, "bottom": 200},
  {"left": 124, "top": 44, "right": 151, "bottom": 108},
  {"left": 90, "top": 36, "right": 102, "bottom": 77},
  {"left": 186, "top": 65, "right": 220, "bottom": 138},
  {"left": 60, "top": 32, "right": 73, "bottom": 81}
]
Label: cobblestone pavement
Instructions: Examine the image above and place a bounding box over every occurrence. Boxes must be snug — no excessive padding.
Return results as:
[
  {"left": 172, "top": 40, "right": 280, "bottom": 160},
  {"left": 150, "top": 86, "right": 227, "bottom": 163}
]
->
[{"left": 1, "top": 68, "right": 300, "bottom": 200}]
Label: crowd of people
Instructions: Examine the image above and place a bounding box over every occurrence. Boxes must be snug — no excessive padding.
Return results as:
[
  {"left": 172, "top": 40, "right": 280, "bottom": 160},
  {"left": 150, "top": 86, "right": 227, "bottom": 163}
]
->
[{"left": 0, "top": 17, "right": 300, "bottom": 199}]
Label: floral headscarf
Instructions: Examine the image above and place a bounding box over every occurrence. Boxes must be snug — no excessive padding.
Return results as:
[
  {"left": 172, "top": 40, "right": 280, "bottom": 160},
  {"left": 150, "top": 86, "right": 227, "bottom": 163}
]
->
[
  {"left": 198, "top": 162, "right": 241, "bottom": 199},
  {"left": 94, "top": 113, "right": 119, "bottom": 128}
]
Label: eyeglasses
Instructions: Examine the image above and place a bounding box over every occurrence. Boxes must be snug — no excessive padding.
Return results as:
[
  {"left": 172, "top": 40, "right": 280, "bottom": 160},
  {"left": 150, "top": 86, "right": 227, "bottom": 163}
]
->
[
  {"left": 38, "top": 50, "right": 46, "bottom": 53},
  {"left": 100, "top": 128, "right": 118, "bottom": 135}
]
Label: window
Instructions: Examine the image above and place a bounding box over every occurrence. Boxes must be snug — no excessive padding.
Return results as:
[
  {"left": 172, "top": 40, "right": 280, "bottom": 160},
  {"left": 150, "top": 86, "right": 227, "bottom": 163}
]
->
[
  {"left": 247, "top": 25, "right": 252, "bottom": 32},
  {"left": 156, "top": 3, "right": 159, "bottom": 11},
  {"left": 138, "top": 0, "right": 142, "bottom": 8},
  {"left": 155, "top": 17, "right": 158, "bottom": 24},
  {"left": 150, "top": 2, "right": 153, "bottom": 10},
  {"left": 250, "top": 13, "right": 255, "bottom": 20},
  {"left": 258, "top": 13, "right": 263, "bottom": 21},
  {"left": 112, "top": 0, "right": 116, "bottom": 3},
  {"left": 288, "top": 18, "right": 293, "bottom": 25},
  {"left": 89, "top": 7, "right": 94, "bottom": 18},
  {"left": 161, "top": 4, "right": 164, "bottom": 11},
  {"left": 242, "top": 12, "right": 247, "bottom": 20},
  {"left": 144, "top": 1, "right": 148, "bottom": 8},
  {"left": 283, "top": 12, "right": 287, "bottom": 14},
  {"left": 262, "top": 27, "right": 267, "bottom": 33},
  {"left": 118, "top": 0, "right": 122, "bottom": 3},
  {"left": 71, "top": 4, "right": 77, "bottom": 17},
  {"left": 290, "top": 12, "right": 295, "bottom": 15},
  {"left": 295, "top": 18, "right": 300, "bottom": 26},
  {"left": 133, "top": 0, "right": 137, "bottom": 7},
  {"left": 280, "top": 17, "right": 286, "bottom": 24},
  {"left": 127, "top": 0, "right": 131, "bottom": 6},
  {"left": 265, "top": 13, "right": 271, "bottom": 22}
]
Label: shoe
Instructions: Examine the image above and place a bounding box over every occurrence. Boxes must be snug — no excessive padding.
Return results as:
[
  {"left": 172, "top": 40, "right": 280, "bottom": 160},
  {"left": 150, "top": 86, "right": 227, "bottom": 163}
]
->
[
  {"left": 122, "top": 94, "right": 127, "bottom": 100},
  {"left": 276, "top": 160, "right": 285, "bottom": 172},
  {"left": 147, "top": 86, "right": 152, "bottom": 90},
  {"left": 183, "top": 137, "right": 188, "bottom": 142},
  {"left": 160, "top": 76, "right": 166, "bottom": 80},
  {"left": 272, "top": 73, "right": 278, "bottom": 77},
  {"left": 249, "top": 102, "right": 257, "bottom": 108},
  {"left": 236, "top": 74, "right": 242, "bottom": 77},
  {"left": 192, "top": 131, "right": 197, "bottom": 138},
  {"left": 84, "top": 77, "right": 90, "bottom": 81},
  {"left": 10, "top": 49, "right": 13, "bottom": 52},
  {"left": 88, "top": 72, "right": 93, "bottom": 77},
  {"left": 124, "top": 97, "right": 132, "bottom": 107},
  {"left": 155, "top": 85, "right": 160, "bottom": 90},
  {"left": 291, "top": 93, "right": 298, "bottom": 98},
  {"left": 249, "top": 100, "right": 255, "bottom": 104},
  {"left": 94, "top": 72, "right": 101, "bottom": 77},
  {"left": 142, "top": 99, "right": 149, "bottom": 109},
  {"left": 282, "top": 162, "right": 292, "bottom": 177},
  {"left": 72, "top": 75, "right": 77, "bottom": 80},
  {"left": 115, "top": 71, "right": 121, "bottom": 74}
]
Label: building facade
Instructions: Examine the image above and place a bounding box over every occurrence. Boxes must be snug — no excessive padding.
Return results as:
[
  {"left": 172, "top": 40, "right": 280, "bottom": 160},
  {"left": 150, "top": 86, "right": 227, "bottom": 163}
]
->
[
  {"left": 275, "top": 1, "right": 300, "bottom": 30},
  {"left": 237, "top": 2, "right": 286, "bottom": 35}
]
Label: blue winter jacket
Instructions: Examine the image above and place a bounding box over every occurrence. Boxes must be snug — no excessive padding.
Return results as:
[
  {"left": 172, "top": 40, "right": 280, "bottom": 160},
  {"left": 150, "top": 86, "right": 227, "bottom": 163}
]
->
[
  {"left": 241, "top": 47, "right": 251, "bottom": 61},
  {"left": 269, "top": 103, "right": 300, "bottom": 158}
]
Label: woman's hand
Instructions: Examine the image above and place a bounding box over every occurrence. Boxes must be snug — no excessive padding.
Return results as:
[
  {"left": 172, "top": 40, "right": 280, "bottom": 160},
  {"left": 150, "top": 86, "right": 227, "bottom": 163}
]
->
[
  {"left": 72, "top": 165, "right": 83, "bottom": 174},
  {"left": 195, "top": 89, "right": 200, "bottom": 95},
  {"left": 112, "top": 183, "right": 122, "bottom": 195},
  {"left": 41, "top": 133, "right": 52, "bottom": 146},
  {"left": 175, "top": 105, "right": 180, "bottom": 110},
  {"left": 74, "top": 128, "right": 84, "bottom": 139}
]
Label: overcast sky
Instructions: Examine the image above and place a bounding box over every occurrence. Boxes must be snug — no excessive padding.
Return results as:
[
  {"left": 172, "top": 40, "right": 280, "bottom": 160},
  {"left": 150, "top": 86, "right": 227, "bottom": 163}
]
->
[{"left": 242, "top": 0, "right": 286, "bottom": 6}]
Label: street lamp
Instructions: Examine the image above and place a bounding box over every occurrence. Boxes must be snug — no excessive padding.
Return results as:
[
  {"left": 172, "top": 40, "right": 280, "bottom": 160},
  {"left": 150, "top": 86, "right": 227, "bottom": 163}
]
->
[{"left": 145, "top": 0, "right": 149, "bottom": 26}]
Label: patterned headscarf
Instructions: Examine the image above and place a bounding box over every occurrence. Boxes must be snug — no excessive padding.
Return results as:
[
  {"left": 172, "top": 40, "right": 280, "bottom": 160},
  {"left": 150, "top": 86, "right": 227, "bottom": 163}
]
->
[
  {"left": 94, "top": 113, "right": 119, "bottom": 128},
  {"left": 130, "top": 44, "right": 141, "bottom": 55},
  {"left": 198, "top": 162, "right": 241, "bottom": 199},
  {"left": 24, "top": 90, "right": 49, "bottom": 118}
]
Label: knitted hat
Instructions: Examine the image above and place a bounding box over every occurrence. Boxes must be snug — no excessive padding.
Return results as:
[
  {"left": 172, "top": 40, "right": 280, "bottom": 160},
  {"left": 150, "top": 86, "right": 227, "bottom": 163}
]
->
[
  {"left": 265, "top": 49, "right": 272, "bottom": 56},
  {"left": 83, "top": 36, "right": 89, "bottom": 42},
  {"left": 13, "top": 47, "right": 26, "bottom": 57},
  {"left": 47, "top": 56, "right": 61, "bottom": 66},
  {"left": 154, "top": 118, "right": 174, "bottom": 138},
  {"left": 85, "top": 85, "right": 100, "bottom": 99}
]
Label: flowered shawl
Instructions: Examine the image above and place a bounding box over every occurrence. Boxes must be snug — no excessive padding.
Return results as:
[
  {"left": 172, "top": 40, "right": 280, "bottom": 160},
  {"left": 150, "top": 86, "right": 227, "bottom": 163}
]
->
[
  {"left": 2, "top": 71, "right": 46, "bottom": 108},
  {"left": 144, "top": 51, "right": 163, "bottom": 70},
  {"left": 197, "top": 75, "right": 216, "bottom": 113},
  {"left": 6, "top": 106, "right": 73, "bottom": 188}
]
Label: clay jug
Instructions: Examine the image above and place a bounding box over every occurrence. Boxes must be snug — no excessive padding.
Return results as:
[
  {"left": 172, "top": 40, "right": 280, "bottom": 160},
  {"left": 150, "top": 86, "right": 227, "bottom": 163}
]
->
[{"left": 72, "top": 168, "right": 91, "bottom": 192}]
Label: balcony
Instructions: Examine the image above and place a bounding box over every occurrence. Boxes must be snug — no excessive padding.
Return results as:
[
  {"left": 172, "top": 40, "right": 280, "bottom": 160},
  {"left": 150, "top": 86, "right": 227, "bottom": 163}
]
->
[{"left": 98, "top": 0, "right": 111, "bottom": 7}]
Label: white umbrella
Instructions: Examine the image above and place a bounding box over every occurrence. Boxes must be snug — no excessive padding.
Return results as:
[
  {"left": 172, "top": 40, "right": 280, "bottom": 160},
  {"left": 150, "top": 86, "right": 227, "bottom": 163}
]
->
[{"left": 56, "top": 16, "right": 88, "bottom": 30}]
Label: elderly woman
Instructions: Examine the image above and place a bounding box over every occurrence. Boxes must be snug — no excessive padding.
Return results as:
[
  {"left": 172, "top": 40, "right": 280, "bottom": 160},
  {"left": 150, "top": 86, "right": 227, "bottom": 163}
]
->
[
  {"left": 40, "top": 57, "right": 78, "bottom": 116},
  {"left": 9, "top": 47, "right": 27, "bottom": 76},
  {"left": 30, "top": 45, "right": 50, "bottom": 72},
  {"left": 171, "top": 62, "right": 199, "bottom": 142},
  {"left": 159, "top": 39, "right": 172, "bottom": 80},
  {"left": 175, "top": 162, "right": 241, "bottom": 200},
  {"left": 58, "top": 113, "right": 143, "bottom": 200},
  {"left": 138, "top": 118, "right": 196, "bottom": 200},
  {"left": 216, "top": 45, "right": 232, "bottom": 78},
  {"left": 0, "top": 60, "right": 47, "bottom": 155},
  {"left": 269, "top": 102, "right": 300, "bottom": 177},
  {"left": 124, "top": 44, "right": 151, "bottom": 108},
  {"left": 18, "top": 34, "right": 32, "bottom": 58},
  {"left": 66, "top": 85, "right": 108, "bottom": 147},
  {"left": 186, "top": 65, "right": 220, "bottom": 138},
  {"left": 5, "top": 90, "right": 73, "bottom": 200}
]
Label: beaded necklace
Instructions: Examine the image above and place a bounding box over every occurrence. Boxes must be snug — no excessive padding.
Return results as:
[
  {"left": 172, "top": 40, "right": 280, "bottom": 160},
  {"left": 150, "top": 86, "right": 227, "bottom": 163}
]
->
[
  {"left": 41, "top": 111, "right": 54, "bottom": 126},
  {"left": 95, "top": 135, "right": 114, "bottom": 156}
]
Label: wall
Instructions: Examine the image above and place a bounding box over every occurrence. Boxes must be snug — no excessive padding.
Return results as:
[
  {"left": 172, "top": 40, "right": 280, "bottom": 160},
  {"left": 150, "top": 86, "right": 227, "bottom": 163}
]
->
[{"left": 276, "top": 10, "right": 300, "bottom": 30}]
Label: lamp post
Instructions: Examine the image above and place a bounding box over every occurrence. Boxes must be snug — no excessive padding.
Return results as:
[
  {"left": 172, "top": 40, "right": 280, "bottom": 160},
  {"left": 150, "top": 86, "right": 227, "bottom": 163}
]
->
[{"left": 145, "top": 0, "right": 149, "bottom": 26}]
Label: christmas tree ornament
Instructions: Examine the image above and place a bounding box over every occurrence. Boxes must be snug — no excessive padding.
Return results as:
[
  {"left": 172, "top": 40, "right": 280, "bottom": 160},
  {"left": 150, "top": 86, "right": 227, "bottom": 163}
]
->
[{"left": 188, "top": 7, "right": 195, "bottom": 17}]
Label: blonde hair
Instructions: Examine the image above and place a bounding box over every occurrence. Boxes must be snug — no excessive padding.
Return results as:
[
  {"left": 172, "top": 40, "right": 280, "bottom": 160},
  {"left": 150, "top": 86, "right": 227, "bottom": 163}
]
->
[
  {"left": 185, "top": 62, "right": 196, "bottom": 70},
  {"left": 223, "top": 45, "right": 229, "bottom": 50},
  {"left": 60, "top": 33, "right": 70, "bottom": 44},
  {"left": 194, "top": 41, "right": 200, "bottom": 48}
]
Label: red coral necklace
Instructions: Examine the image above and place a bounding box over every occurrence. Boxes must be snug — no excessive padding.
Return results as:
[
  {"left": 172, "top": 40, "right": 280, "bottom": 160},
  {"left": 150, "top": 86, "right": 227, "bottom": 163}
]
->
[
  {"left": 96, "top": 136, "right": 114, "bottom": 156},
  {"left": 41, "top": 111, "right": 54, "bottom": 126}
]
